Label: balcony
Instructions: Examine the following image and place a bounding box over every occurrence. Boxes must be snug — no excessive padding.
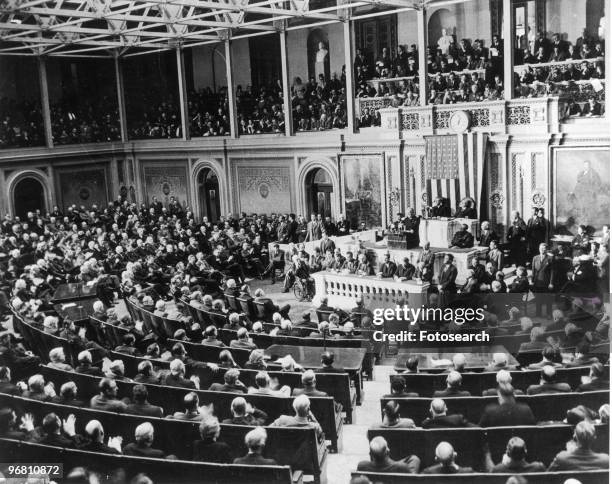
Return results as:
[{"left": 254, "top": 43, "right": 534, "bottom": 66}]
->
[{"left": 358, "top": 97, "right": 562, "bottom": 137}]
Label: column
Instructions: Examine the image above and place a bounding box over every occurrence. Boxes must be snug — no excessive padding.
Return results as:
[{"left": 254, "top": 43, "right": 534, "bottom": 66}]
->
[
  {"left": 225, "top": 39, "right": 239, "bottom": 138},
  {"left": 37, "top": 57, "right": 53, "bottom": 148},
  {"left": 176, "top": 46, "right": 190, "bottom": 140},
  {"left": 343, "top": 20, "right": 356, "bottom": 133},
  {"left": 279, "top": 29, "right": 293, "bottom": 136},
  {"left": 417, "top": 8, "right": 428, "bottom": 105},
  {"left": 503, "top": 0, "right": 515, "bottom": 100},
  {"left": 114, "top": 54, "right": 128, "bottom": 142}
]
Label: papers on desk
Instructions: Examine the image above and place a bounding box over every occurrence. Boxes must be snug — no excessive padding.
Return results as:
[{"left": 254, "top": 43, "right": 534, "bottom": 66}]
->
[
  {"left": 61, "top": 303, "right": 77, "bottom": 310},
  {"left": 430, "top": 357, "right": 452, "bottom": 367}
]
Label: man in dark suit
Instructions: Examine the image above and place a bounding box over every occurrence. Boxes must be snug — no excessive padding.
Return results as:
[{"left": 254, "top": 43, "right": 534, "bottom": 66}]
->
[
  {"left": 489, "top": 437, "right": 546, "bottom": 473},
  {"left": 123, "top": 422, "right": 166, "bottom": 458},
  {"left": 531, "top": 243, "right": 554, "bottom": 316},
  {"left": 317, "top": 351, "right": 345, "bottom": 373},
  {"left": 396, "top": 257, "right": 415, "bottom": 281},
  {"left": 421, "top": 398, "right": 475, "bottom": 428},
  {"left": 89, "top": 378, "right": 128, "bottom": 412},
  {"left": 526, "top": 366, "right": 571, "bottom": 395},
  {"left": 422, "top": 442, "right": 474, "bottom": 474},
  {"left": 0, "top": 367, "right": 20, "bottom": 395},
  {"left": 379, "top": 253, "right": 397, "bottom": 278},
  {"left": 438, "top": 254, "right": 458, "bottom": 303},
  {"left": 357, "top": 436, "right": 420, "bottom": 473},
  {"left": 168, "top": 392, "right": 206, "bottom": 421},
  {"left": 74, "top": 350, "right": 104, "bottom": 376},
  {"left": 482, "top": 370, "right": 524, "bottom": 396},
  {"left": 264, "top": 243, "right": 285, "bottom": 283},
  {"left": 253, "top": 288, "right": 290, "bottom": 318},
  {"left": 222, "top": 396, "right": 268, "bottom": 426},
  {"left": 478, "top": 221, "right": 498, "bottom": 247},
  {"left": 34, "top": 413, "right": 79, "bottom": 448},
  {"left": 233, "top": 427, "right": 278, "bottom": 465},
  {"left": 548, "top": 421, "right": 609, "bottom": 470},
  {"left": 125, "top": 384, "right": 164, "bottom": 417},
  {"left": 433, "top": 371, "right": 471, "bottom": 397},
  {"left": 402, "top": 208, "right": 421, "bottom": 248},
  {"left": 450, "top": 224, "right": 474, "bottom": 249},
  {"left": 162, "top": 359, "right": 196, "bottom": 389},
  {"left": 383, "top": 376, "right": 418, "bottom": 398},
  {"left": 81, "top": 420, "right": 122, "bottom": 454},
  {"left": 479, "top": 383, "right": 536, "bottom": 427},
  {"left": 209, "top": 369, "right": 248, "bottom": 393},
  {"left": 292, "top": 370, "right": 328, "bottom": 397},
  {"left": 319, "top": 232, "right": 335, "bottom": 255}
]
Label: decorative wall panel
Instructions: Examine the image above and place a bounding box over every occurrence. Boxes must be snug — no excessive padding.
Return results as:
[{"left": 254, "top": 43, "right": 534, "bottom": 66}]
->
[
  {"left": 142, "top": 161, "right": 190, "bottom": 208},
  {"left": 56, "top": 165, "right": 109, "bottom": 210},
  {"left": 234, "top": 163, "right": 293, "bottom": 214}
]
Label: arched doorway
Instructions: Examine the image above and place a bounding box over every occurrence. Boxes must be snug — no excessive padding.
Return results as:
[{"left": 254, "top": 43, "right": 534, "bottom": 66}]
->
[
  {"left": 307, "top": 29, "right": 329, "bottom": 81},
  {"left": 13, "top": 177, "right": 46, "bottom": 218},
  {"left": 197, "top": 168, "right": 221, "bottom": 222},
  {"left": 305, "top": 168, "right": 333, "bottom": 218}
]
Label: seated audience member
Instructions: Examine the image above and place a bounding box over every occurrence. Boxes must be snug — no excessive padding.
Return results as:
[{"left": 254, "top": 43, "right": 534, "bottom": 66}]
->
[
  {"left": 548, "top": 421, "right": 609, "bottom": 470},
  {"left": 209, "top": 368, "right": 247, "bottom": 393},
  {"left": 202, "top": 325, "right": 226, "bottom": 347},
  {"left": 123, "top": 422, "right": 166, "bottom": 458},
  {"left": 485, "top": 352, "right": 516, "bottom": 372},
  {"left": 222, "top": 396, "right": 268, "bottom": 426},
  {"left": 82, "top": 420, "right": 122, "bottom": 454},
  {"left": 317, "top": 351, "right": 345, "bottom": 373},
  {"left": 52, "top": 381, "right": 85, "bottom": 407},
  {"left": 192, "top": 416, "right": 232, "bottom": 463},
  {"left": 133, "top": 360, "right": 161, "bottom": 384},
  {"left": 377, "top": 400, "right": 416, "bottom": 428},
  {"left": 115, "top": 333, "right": 140, "bottom": 356},
  {"left": 24, "top": 374, "right": 53, "bottom": 401},
  {"left": 47, "top": 347, "right": 73, "bottom": 371},
  {"left": 75, "top": 350, "right": 103, "bottom": 376},
  {"left": 245, "top": 349, "right": 267, "bottom": 370},
  {"left": 384, "top": 376, "right": 418, "bottom": 398},
  {"left": 218, "top": 349, "right": 240, "bottom": 369},
  {"left": 433, "top": 371, "right": 471, "bottom": 397},
  {"left": 518, "top": 326, "right": 547, "bottom": 352},
  {"left": 482, "top": 370, "right": 525, "bottom": 396},
  {"left": 163, "top": 359, "right": 197, "bottom": 389},
  {"left": 565, "top": 405, "right": 598, "bottom": 425},
  {"left": 168, "top": 392, "right": 210, "bottom": 421},
  {"left": 576, "top": 363, "right": 609, "bottom": 391},
  {"left": 488, "top": 436, "right": 546, "bottom": 473},
  {"left": 271, "top": 394, "right": 324, "bottom": 440},
  {"left": 422, "top": 398, "right": 475, "bottom": 428},
  {"left": 126, "top": 384, "right": 164, "bottom": 417},
  {"left": 527, "top": 345, "right": 564, "bottom": 369},
  {"left": 90, "top": 378, "right": 127, "bottom": 412},
  {"left": 479, "top": 383, "right": 536, "bottom": 427},
  {"left": 233, "top": 427, "right": 277, "bottom": 465},
  {"left": 230, "top": 327, "right": 257, "bottom": 350},
  {"left": 450, "top": 224, "right": 474, "bottom": 249},
  {"left": 33, "top": 412, "right": 78, "bottom": 448},
  {"left": 422, "top": 442, "right": 474, "bottom": 474},
  {"left": 249, "top": 371, "right": 291, "bottom": 397},
  {"left": 105, "top": 360, "right": 131, "bottom": 382},
  {"left": 526, "top": 366, "right": 572, "bottom": 395},
  {"left": 292, "top": 370, "right": 328, "bottom": 397},
  {"left": 401, "top": 356, "right": 419, "bottom": 373},
  {"left": 357, "top": 436, "right": 420, "bottom": 474}
]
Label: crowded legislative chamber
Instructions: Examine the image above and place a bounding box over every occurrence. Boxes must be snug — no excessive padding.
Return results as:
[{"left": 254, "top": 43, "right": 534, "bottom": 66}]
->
[{"left": 0, "top": 0, "right": 610, "bottom": 482}]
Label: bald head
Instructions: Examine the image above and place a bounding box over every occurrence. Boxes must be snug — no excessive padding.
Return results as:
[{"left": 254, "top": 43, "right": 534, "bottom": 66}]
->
[
  {"left": 369, "top": 436, "right": 389, "bottom": 462},
  {"left": 435, "top": 442, "right": 456, "bottom": 465},
  {"left": 447, "top": 371, "right": 462, "bottom": 389},
  {"left": 430, "top": 398, "right": 447, "bottom": 416}
]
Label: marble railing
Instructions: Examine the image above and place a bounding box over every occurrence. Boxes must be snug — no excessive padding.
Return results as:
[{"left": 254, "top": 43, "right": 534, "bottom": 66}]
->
[
  {"left": 312, "top": 271, "right": 429, "bottom": 310},
  {"left": 358, "top": 97, "right": 560, "bottom": 135}
]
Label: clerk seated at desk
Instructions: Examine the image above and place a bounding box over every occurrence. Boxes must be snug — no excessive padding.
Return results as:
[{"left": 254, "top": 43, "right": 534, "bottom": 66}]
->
[
  {"left": 450, "top": 224, "right": 475, "bottom": 249},
  {"left": 379, "top": 253, "right": 397, "bottom": 278},
  {"left": 431, "top": 197, "right": 452, "bottom": 217},
  {"left": 455, "top": 198, "right": 477, "bottom": 219}
]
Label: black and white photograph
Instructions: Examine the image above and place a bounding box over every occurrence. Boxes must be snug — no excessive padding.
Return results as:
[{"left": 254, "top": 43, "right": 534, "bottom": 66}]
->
[{"left": 0, "top": 0, "right": 609, "bottom": 483}]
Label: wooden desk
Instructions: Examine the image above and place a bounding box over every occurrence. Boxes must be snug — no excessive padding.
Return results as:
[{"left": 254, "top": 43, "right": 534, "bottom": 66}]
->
[
  {"left": 265, "top": 344, "right": 367, "bottom": 404},
  {"left": 394, "top": 345, "right": 519, "bottom": 372},
  {"left": 419, "top": 218, "right": 479, "bottom": 249},
  {"left": 53, "top": 299, "right": 97, "bottom": 323},
  {"left": 52, "top": 283, "right": 97, "bottom": 303},
  {"left": 312, "top": 272, "right": 429, "bottom": 311}
]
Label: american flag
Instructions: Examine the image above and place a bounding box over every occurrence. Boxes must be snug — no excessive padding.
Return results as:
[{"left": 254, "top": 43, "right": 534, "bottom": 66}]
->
[{"left": 422, "top": 132, "right": 487, "bottom": 211}]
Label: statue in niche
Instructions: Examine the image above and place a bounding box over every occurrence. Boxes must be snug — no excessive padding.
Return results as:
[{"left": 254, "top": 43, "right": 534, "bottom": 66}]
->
[
  {"left": 315, "top": 42, "right": 329, "bottom": 81},
  {"left": 437, "top": 28, "right": 454, "bottom": 55}
]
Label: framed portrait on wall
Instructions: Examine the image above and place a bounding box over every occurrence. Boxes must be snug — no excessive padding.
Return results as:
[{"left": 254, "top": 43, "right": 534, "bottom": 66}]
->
[
  {"left": 338, "top": 153, "right": 386, "bottom": 230},
  {"left": 553, "top": 147, "right": 610, "bottom": 235}
]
